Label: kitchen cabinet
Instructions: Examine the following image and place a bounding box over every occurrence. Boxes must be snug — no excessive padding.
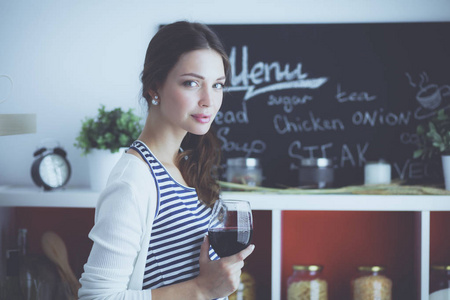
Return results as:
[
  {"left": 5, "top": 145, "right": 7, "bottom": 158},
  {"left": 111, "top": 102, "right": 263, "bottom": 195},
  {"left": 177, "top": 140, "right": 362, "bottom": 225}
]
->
[{"left": 1, "top": 185, "right": 449, "bottom": 299}]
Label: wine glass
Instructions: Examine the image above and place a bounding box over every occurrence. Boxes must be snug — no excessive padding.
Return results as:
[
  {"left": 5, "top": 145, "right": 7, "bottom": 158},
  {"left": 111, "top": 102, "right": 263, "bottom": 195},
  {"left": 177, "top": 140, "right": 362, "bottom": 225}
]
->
[{"left": 208, "top": 199, "right": 253, "bottom": 258}]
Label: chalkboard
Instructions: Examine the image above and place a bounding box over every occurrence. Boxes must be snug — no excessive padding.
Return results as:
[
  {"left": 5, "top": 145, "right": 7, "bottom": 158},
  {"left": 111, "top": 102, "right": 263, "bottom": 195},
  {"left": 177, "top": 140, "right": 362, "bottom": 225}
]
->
[{"left": 209, "top": 23, "right": 450, "bottom": 187}]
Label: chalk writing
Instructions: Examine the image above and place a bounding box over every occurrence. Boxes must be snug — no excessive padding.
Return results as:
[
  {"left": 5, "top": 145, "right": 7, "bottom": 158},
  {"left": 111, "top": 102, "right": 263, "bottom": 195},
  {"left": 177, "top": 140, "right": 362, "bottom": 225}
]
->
[
  {"left": 393, "top": 159, "right": 442, "bottom": 180},
  {"left": 288, "top": 141, "right": 334, "bottom": 160},
  {"left": 406, "top": 72, "right": 450, "bottom": 120},
  {"left": 267, "top": 94, "right": 313, "bottom": 113},
  {"left": 225, "top": 46, "right": 328, "bottom": 100},
  {"left": 336, "top": 84, "right": 377, "bottom": 103},
  {"left": 352, "top": 109, "right": 412, "bottom": 126},
  {"left": 289, "top": 141, "right": 329, "bottom": 161},
  {"left": 288, "top": 141, "right": 368, "bottom": 168},
  {"left": 217, "top": 127, "right": 266, "bottom": 157},
  {"left": 400, "top": 132, "right": 420, "bottom": 145},
  {"left": 274, "top": 112, "right": 345, "bottom": 134},
  {"left": 229, "top": 46, "right": 308, "bottom": 85},
  {"left": 215, "top": 101, "right": 249, "bottom": 125},
  {"left": 340, "top": 143, "right": 369, "bottom": 167}
]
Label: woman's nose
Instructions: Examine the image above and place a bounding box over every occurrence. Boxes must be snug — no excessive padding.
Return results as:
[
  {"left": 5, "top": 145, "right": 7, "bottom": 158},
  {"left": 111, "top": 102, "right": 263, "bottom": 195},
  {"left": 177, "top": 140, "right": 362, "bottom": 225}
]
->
[{"left": 199, "top": 88, "right": 213, "bottom": 107}]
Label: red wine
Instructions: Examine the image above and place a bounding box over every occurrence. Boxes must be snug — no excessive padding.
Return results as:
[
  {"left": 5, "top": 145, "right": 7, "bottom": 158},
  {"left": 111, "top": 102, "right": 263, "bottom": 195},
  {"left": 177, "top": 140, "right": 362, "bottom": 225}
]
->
[{"left": 208, "top": 228, "right": 253, "bottom": 257}]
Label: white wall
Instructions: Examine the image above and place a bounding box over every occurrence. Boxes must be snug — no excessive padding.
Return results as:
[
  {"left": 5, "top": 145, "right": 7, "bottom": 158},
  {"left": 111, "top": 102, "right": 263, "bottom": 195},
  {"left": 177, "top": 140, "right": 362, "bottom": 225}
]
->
[{"left": 1, "top": 0, "right": 450, "bottom": 187}]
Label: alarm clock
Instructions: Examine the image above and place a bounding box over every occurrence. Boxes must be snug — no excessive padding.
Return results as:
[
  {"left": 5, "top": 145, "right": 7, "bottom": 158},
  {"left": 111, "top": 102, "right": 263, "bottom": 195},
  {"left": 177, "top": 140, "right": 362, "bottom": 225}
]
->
[{"left": 31, "top": 144, "right": 71, "bottom": 191}]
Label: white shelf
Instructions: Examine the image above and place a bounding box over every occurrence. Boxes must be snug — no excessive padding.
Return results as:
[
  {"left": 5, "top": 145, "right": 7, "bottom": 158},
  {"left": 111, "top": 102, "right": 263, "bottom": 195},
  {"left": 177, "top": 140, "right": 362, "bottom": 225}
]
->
[
  {"left": 1, "top": 185, "right": 450, "bottom": 211},
  {"left": 1, "top": 185, "right": 449, "bottom": 300},
  {"left": 224, "top": 192, "right": 450, "bottom": 211},
  {"left": 0, "top": 186, "right": 99, "bottom": 208}
]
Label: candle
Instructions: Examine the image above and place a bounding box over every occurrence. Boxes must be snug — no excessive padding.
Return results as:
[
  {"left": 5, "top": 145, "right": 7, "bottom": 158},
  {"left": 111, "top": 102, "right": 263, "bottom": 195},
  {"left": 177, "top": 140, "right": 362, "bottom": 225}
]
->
[{"left": 364, "top": 161, "right": 391, "bottom": 185}]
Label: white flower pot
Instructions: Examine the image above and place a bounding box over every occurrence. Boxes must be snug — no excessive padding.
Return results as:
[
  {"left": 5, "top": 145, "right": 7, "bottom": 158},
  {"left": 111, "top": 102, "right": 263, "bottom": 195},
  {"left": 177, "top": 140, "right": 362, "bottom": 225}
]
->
[
  {"left": 87, "top": 147, "right": 127, "bottom": 191},
  {"left": 442, "top": 155, "right": 450, "bottom": 191}
]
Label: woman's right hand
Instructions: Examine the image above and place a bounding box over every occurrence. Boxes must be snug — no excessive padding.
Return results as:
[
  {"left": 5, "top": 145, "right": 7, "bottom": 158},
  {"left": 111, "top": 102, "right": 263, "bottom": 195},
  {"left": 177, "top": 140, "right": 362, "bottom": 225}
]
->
[{"left": 194, "top": 235, "right": 255, "bottom": 299}]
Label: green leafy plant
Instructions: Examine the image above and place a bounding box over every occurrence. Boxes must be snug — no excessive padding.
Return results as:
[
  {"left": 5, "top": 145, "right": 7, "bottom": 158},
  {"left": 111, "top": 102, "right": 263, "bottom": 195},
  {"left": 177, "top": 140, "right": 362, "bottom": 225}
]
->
[
  {"left": 414, "top": 109, "right": 450, "bottom": 159},
  {"left": 74, "top": 105, "right": 143, "bottom": 155}
]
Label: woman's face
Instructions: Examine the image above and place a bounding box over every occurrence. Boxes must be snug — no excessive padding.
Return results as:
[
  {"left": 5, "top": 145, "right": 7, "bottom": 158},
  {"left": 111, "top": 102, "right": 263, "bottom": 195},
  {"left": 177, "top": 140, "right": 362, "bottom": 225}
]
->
[{"left": 155, "top": 48, "right": 225, "bottom": 136}]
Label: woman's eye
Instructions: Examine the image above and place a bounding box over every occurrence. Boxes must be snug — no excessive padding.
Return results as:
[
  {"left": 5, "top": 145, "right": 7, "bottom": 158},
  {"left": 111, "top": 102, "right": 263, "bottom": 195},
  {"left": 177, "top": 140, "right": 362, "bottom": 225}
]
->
[
  {"left": 214, "top": 83, "right": 225, "bottom": 89},
  {"left": 183, "top": 80, "right": 199, "bottom": 87}
]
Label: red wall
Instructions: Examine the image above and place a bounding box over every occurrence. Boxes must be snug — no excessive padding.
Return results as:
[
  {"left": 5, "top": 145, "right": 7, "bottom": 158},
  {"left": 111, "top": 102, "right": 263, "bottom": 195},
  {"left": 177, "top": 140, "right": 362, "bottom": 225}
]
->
[
  {"left": 430, "top": 212, "right": 450, "bottom": 265},
  {"left": 245, "top": 210, "right": 272, "bottom": 299},
  {"left": 281, "top": 211, "right": 416, "bottom": 300}
]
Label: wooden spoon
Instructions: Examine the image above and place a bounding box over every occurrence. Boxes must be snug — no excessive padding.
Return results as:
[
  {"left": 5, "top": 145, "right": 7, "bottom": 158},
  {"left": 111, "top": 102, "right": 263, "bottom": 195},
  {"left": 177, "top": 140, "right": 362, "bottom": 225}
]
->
[{"left": 41, "top": 231, "right": 81, "bottom": 298}]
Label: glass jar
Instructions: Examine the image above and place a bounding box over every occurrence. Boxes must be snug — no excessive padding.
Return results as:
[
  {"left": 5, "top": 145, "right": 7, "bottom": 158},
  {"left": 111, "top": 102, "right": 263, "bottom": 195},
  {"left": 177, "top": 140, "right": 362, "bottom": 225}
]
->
[
  {"left": 226, "top": 158, "right": 262, "bottom": 187},
  {"left": 228, "top": 269, "right": 256, "bottom": 300},
  {"left": 351, "top": 266, "right": 392, "bottom": 300},
  {"left": 287, "top": 265, "right": 328, "bottom": 300},
  {"left": 430, "top": 264, "right": 450, "bottom": 299},
  {"left": 298, "top": 158, "right": 334, "bottom": 189}
]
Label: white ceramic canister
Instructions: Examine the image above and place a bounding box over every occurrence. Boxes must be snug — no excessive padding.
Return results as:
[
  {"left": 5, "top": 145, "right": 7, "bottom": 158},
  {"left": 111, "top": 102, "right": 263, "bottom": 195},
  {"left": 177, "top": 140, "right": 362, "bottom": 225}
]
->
[{"left": 364, "top": 160, "right": 391, "bottom": 185}]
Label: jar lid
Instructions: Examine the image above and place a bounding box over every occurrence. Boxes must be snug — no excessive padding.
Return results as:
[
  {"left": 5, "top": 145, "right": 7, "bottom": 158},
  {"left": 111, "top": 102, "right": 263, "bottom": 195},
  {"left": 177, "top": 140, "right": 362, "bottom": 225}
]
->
[
  {"left": 431, "top": 264, "right": 450, "bottom": 271},
  {"left": 357, "top": 266, "right": 385, "bottom": 272},
  {"left": 300, "top": 158, "right": 333, "bottom": 168},
  {"left": 227, "top": 157, "right": 260, "bottom": 167},
  {"left": 292, "top": 265, "right": 323, "bottom": 272}
]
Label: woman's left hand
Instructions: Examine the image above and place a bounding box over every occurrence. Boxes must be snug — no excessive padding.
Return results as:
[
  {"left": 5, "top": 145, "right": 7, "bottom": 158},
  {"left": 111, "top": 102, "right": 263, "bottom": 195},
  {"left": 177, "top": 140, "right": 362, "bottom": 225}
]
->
[{"left": 194, "top": 235, "right": 255, "bottom": 299}]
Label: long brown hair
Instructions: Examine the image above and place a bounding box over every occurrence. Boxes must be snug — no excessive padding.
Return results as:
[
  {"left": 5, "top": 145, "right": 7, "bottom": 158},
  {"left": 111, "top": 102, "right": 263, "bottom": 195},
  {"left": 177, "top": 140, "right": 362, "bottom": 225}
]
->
[{"left": 141, "top": 21, "right": 229, "bottom": 206}]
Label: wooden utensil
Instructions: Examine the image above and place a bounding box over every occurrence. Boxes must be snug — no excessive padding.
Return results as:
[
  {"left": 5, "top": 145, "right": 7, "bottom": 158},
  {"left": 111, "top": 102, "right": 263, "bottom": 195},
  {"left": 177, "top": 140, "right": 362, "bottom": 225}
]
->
[{"left": 41, "top": 231, "right": 81, "bottom": 299}]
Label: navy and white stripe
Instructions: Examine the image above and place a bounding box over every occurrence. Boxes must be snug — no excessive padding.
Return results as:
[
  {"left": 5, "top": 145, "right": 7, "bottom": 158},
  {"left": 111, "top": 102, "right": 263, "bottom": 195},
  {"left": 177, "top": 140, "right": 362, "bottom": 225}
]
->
[{"left": 129, "top": 140, "right": 220, "bottom": 292}]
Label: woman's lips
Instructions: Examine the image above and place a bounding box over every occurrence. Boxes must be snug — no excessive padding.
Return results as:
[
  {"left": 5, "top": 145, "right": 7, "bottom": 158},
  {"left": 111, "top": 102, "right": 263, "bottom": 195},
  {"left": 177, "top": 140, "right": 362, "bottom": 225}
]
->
[{"left": 192, "top": 114, "right": 211, "bottom": 124}]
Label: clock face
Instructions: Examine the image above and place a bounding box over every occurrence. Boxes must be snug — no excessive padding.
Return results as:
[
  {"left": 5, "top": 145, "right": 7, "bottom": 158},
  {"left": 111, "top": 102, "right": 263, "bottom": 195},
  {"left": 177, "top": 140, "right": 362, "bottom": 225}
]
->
[{"left": 39, "top": 154, "right": 70, "bottom": 188}]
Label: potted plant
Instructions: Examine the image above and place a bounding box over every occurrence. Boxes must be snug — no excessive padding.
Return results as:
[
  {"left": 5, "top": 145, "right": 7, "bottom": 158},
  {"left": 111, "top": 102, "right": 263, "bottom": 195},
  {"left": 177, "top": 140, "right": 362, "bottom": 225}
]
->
[
  {"left": 414, "top": 109, "right": 450, "bottom": 190},
  {"left": 75, "top": 105, "right": 142, "bottom": 191}
]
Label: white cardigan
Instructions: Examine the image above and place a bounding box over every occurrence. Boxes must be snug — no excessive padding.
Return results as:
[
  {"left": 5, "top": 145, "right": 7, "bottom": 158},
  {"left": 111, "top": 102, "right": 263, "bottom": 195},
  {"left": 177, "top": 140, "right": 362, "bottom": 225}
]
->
[{"left": 78, "top": 153, "right": 157, "bottom": 300}]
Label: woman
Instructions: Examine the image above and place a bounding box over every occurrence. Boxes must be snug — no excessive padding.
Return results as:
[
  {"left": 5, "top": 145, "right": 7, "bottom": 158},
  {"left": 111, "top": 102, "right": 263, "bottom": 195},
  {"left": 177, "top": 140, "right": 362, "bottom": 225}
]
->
[{"left": 78, "top": 21, "right": 254, "bottom": 300}]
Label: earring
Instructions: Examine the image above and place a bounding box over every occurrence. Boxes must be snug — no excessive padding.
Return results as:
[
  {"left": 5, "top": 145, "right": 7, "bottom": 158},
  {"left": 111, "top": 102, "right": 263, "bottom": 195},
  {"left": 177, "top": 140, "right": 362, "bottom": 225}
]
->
[{"left": 151, "top": 95, "right": 159, "bottom": 106}]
